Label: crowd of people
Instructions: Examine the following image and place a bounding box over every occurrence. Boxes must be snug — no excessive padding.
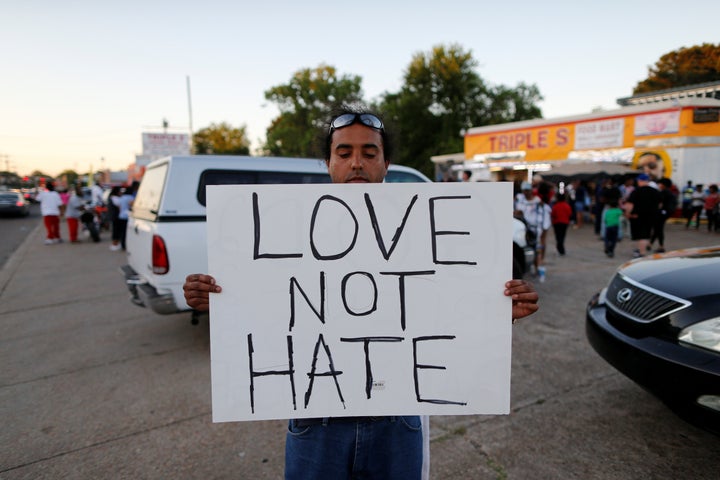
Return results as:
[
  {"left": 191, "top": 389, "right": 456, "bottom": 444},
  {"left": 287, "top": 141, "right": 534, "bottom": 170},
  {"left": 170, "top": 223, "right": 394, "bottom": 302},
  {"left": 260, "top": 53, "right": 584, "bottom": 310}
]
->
[
  {"left": 512, "top": 173, "right": 720, "bottom": 282},
  {"left": 35, "top": 180, "right": 138, "bottom": 249}
]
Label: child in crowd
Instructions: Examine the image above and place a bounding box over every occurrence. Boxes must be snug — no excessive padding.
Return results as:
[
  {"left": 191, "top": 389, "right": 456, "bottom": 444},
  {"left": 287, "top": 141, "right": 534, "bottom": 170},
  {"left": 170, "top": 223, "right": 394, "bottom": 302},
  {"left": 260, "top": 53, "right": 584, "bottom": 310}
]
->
[{"left": 603, "top": 199, "right": 624, "bottom": 258}]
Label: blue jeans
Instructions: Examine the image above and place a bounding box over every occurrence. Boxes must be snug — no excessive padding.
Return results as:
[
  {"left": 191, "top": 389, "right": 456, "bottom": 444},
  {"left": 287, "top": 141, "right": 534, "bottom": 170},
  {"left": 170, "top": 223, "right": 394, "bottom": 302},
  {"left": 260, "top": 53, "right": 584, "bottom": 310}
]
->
[
  {"left": 285, "top": 416, "right": 423, "bottom": 479},
  {"left": 605, "top": 225, "right": 619, "bottom": 253}
]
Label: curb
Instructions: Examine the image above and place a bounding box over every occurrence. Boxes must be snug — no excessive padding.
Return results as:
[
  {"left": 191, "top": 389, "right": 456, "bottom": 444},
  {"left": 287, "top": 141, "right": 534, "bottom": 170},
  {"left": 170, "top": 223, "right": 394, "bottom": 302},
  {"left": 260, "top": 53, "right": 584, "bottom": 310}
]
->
[{"left": 0, "top": 221, "right": 42, "bottom": 295}]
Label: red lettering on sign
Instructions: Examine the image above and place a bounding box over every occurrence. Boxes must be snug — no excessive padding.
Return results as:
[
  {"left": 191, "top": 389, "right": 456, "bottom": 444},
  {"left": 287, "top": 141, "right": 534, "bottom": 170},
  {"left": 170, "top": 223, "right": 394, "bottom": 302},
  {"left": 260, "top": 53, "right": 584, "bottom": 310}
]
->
[
  {"left": 487, "top": 128, "right": 565, "bottom": 152},
  {"left": 537, "top": 130, "right": 548, "bottom": 148},
  {"left": 556, "top": 128, "right": 569, "bottom": 146}
]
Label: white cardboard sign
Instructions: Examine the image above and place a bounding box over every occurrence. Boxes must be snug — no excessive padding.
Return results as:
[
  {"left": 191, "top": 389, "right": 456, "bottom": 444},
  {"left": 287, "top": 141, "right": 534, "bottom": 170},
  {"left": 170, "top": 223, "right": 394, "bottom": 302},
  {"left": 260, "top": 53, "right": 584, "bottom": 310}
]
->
[{"left": 207, "top": 182, "right": 512, "bottom": 422}]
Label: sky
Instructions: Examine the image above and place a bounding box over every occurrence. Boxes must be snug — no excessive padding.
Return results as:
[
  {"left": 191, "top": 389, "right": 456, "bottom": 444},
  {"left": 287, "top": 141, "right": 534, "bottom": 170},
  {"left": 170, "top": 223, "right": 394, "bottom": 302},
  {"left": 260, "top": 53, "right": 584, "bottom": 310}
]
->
[{"left": 1, "top": 0, "right": 718, "bottom": 177}]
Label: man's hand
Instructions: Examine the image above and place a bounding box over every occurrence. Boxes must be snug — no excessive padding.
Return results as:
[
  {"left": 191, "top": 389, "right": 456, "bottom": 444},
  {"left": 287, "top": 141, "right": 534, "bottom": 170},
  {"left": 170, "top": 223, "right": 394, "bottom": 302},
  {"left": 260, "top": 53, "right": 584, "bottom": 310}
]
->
[
  {"left": 183, "top": 274, "right": 222, "bottom": 312},
  {"left": 504, "top": 279, "right": 539, "bottom": 321}
]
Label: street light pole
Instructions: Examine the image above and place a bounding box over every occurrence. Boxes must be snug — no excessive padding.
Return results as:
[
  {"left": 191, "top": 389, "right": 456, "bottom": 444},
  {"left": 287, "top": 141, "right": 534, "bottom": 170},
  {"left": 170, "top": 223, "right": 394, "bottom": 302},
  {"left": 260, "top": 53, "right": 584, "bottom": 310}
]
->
[{"left": 187, "top": 75, "right": 194, "bottom": 151}]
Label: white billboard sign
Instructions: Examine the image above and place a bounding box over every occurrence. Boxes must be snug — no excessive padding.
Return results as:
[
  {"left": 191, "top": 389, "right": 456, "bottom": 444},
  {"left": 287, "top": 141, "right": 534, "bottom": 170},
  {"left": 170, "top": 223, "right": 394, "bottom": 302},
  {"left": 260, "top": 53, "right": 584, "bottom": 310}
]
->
[
  {"left": 574, "top": 118, "right": 625, "bottom": 150},
  {"left": 141, "top": 132, "right": 190, "bottom": 156},
  {"left": 634, "top": 111, "right": 680, "bottom": 136}
]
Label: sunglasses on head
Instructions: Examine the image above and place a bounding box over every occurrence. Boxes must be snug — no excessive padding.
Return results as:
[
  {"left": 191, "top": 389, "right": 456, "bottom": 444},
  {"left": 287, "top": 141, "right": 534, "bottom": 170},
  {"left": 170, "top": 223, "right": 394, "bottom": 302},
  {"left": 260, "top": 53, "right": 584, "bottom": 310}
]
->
[{"left": 329, "top": 113, "right": 384, "bottom": 133}]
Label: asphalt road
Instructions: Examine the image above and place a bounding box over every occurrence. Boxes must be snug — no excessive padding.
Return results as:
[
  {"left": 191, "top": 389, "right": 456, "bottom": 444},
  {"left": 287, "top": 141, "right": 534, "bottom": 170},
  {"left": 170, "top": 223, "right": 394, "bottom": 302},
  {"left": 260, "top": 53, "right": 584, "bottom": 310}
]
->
[
  {"left": 0, "top": 203, "right": 41, "bottom": 268},
  {"left": 1, "top": 219, "right": 719, "bottom": 479}
]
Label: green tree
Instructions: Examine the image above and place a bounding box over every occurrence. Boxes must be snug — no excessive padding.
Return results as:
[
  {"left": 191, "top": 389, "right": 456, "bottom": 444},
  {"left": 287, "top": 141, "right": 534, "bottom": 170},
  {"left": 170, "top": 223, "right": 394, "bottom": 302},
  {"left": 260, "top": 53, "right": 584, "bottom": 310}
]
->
[
  {"left": 634, "top": 43, "right": 720, "bottom": 94},
  {"left": 0, "top": 171, "right": 22, "bottom": 188},
  {"left": 29, "top": 170, "right": 53, "bottom": 184},
  {"left": 263, "top": 64, "right": 364, "bottom": 157},
  {"left": 378, "top": 44, "right": 543, "bottom": 177},
  {"left": 485, "top": 83, "right": 543, "bottom": 124},
  {"left": 58, "top": 169, "right": 80, "bottom": 186},
  {"left": 193, "top": 122, "right": 251, "bottom": 155}
]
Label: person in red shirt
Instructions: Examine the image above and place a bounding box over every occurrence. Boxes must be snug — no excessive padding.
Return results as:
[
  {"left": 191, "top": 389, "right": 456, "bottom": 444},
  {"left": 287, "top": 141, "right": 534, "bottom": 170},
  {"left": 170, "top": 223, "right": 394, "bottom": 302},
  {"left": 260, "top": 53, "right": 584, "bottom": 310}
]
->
[
  {"left": 704, "top": 184, "right": 719, "bottom": 232},
  {"left": 551, "top": 192, "right": 573, "bottom": 256}
]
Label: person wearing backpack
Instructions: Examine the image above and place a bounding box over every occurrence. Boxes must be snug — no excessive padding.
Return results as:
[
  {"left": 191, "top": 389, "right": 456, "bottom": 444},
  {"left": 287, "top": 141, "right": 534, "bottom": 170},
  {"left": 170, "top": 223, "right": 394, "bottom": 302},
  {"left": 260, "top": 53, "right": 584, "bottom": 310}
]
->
[
  {"left": 650, "top": 178, "right": 677, "bottom": 253},
  {"left": 515, "top": 181, "right": 551, "bottom": 281}
]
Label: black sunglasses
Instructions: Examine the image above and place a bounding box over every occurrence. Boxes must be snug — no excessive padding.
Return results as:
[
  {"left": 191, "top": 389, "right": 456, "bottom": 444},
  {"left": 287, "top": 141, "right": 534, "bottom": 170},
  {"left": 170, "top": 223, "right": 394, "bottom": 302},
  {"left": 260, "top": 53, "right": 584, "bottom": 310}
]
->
[{"left": 329, "top": 113, "right": 384, "bottom": 133}]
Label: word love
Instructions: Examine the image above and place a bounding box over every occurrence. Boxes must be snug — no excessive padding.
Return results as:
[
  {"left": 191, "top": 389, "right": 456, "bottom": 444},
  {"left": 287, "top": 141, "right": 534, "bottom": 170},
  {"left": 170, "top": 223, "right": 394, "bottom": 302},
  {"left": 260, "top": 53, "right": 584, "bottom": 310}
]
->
[{"left": 252, "top": 192, "right": 477, "bottom": 266}]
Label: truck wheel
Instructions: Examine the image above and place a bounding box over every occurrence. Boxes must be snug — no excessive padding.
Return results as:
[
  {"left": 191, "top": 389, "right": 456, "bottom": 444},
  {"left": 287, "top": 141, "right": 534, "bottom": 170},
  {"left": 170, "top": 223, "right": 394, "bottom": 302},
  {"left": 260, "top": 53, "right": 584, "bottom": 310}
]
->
[
  {"left": 513, "top": 258, "right": 524, "bottom": 279},
  {"left": 512, "top": 243, "right": 526, "bottom": 279}
]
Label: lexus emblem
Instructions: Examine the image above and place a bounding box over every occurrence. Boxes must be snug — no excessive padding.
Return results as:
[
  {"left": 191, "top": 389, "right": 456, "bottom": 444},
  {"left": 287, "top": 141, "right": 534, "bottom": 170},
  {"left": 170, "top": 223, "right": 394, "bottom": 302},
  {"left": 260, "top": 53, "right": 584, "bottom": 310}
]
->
[{"left": 617, "top": 288, "right": 633, "bottom": 303}]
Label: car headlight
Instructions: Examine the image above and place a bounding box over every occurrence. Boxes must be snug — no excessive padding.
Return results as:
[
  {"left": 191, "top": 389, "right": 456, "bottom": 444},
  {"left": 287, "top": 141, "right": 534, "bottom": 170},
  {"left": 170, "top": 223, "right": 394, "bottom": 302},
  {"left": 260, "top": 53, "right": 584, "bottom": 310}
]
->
[
  {"left": 679, "top": 317, "right": 720, "bottom": 353},
  {"left": 597, "top": 287, "right": 607, "bottom": 306}
]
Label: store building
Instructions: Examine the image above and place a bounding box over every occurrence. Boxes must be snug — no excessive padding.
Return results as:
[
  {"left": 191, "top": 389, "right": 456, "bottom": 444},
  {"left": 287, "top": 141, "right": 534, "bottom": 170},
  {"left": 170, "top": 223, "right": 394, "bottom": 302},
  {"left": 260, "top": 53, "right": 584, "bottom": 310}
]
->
[{"left": 434, "top": 94, "right": 720, "bottom": 187}]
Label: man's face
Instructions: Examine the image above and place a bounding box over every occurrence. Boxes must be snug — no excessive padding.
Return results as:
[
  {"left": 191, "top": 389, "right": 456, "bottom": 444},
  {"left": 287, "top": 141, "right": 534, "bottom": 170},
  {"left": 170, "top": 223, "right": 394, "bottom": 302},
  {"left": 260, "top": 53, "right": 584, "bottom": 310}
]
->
[
  {"left": 326, "top": 123, "right": 388, "bottom": 184},
  {"left": 637, "top": 154, "right": 664, "bottom": 181}
]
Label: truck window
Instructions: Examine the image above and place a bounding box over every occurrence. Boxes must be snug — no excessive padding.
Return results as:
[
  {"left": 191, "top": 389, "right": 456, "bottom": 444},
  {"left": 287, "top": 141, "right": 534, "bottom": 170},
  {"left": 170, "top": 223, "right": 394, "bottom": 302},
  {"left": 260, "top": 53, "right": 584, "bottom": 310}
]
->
[
  {"left": 132, "top": 163, "right": 169, "bottom": 221},
  {"left": 385, "top": 170, "right": 427, "bottom": 183},
  {"left": 197, "top": 169, "right": 331, "bottom": 206}
]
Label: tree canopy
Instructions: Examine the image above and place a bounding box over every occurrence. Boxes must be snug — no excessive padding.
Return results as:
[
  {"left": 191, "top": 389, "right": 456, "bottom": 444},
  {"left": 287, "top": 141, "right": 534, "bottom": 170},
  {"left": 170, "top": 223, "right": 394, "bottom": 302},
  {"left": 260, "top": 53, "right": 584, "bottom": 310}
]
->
[
  {"left": 58, "top": 169, "right": 80, "bottom": 186},
  {"left": 377, "top": 44, "right": 543, "bottom": 177},
  {"left": 262, "top": 65, "right": 364, "bottom": 157},
  {"left": 193, "top": 122, "right": 251, "bottom": 155},
  {"left": 31, "top": 170, "right": 52, "bottom": 180},
  {"left": 259, "top": 44, "right": 543, "bottom": 176},
  {"left": 634, "top": 43, "right": 720, "bottom": 94}
]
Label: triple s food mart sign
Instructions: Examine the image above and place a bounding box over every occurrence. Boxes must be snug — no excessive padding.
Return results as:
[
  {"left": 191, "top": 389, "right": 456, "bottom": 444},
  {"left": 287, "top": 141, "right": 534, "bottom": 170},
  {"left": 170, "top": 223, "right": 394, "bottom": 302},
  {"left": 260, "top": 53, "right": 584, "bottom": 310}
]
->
[{"left": 207, "top": 182, "right": 513, "bottom": 422}]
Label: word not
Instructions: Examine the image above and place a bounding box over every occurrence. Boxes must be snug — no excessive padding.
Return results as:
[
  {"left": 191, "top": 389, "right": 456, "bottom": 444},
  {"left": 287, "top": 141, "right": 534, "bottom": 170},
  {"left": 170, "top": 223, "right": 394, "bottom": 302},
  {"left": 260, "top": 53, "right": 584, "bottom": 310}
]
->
[{"left": 288, "top": 270, "right": 436, "bottom": 332}]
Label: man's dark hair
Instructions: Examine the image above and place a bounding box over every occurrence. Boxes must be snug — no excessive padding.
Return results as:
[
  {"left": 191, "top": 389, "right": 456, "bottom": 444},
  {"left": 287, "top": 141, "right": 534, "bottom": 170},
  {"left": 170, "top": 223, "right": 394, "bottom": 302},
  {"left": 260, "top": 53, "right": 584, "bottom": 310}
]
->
[{"left": 320, "top": 104, "right": 394, "bottom": 162}]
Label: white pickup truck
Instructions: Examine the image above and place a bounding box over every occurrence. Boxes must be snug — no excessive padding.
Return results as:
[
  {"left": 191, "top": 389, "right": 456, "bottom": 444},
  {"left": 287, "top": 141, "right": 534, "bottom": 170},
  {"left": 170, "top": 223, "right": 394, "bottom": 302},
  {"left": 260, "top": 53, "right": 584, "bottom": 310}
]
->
[{"left": 121, "top": 155, "right": 432, "bottom": 324}]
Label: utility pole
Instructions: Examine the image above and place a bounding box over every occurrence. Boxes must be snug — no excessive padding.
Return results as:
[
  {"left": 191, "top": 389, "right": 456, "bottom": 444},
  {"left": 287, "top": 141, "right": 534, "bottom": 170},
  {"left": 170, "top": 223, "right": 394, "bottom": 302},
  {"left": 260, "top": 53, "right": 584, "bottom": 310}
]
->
[{"left": 187, "top": 75, "right": 194, "bottom": 151}]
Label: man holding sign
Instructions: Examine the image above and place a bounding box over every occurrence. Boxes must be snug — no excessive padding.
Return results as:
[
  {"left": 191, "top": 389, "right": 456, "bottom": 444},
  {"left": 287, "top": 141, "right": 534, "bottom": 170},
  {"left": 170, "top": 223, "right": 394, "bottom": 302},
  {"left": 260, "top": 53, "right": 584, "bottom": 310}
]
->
[{"left": 184, "top": 106, "right": 539, "bottom": 479}]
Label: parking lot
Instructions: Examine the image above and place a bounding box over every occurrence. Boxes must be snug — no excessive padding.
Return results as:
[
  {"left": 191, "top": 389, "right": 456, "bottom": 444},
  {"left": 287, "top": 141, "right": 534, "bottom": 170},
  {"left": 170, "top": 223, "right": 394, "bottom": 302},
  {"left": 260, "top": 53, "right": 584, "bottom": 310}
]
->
[{"left": 1, "top": 219, "right": 719, "bottom": 479}]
